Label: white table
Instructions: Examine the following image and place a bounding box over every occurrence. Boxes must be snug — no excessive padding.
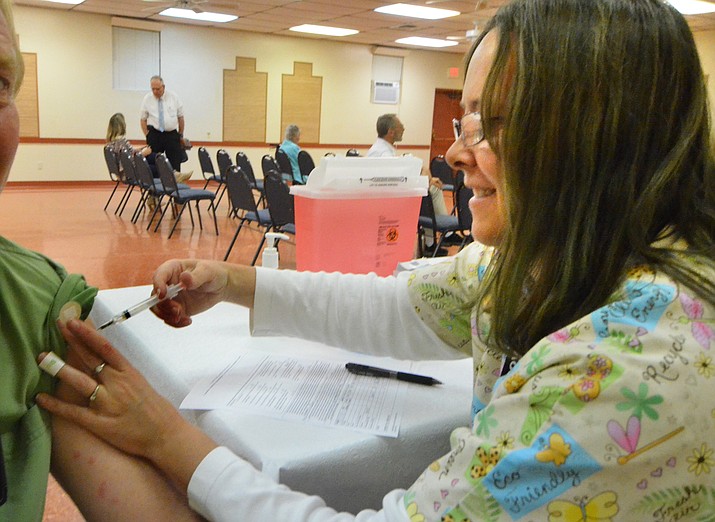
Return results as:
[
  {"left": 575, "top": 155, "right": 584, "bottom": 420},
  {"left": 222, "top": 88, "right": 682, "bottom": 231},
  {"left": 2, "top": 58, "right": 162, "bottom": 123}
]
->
[{"left": 90, "top": 285, "right": 473, "bottom": 514}]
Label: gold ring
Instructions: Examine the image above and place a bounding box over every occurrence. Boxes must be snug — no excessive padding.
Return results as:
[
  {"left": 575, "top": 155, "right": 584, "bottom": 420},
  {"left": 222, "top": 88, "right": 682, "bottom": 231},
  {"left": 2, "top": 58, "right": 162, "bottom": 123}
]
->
[
  {"left": 94, "top": 363, "right": 106, "bottom": 375},
  {"left": 88, "top": 384, "right": 101, "bottom": 403}
]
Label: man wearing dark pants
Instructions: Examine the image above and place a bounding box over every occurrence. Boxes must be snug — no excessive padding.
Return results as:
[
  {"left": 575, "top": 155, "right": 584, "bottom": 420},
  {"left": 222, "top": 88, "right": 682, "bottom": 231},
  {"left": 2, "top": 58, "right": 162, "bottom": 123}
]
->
[{"left": 140, "top": 75, "right": 191, "bottom": 182}]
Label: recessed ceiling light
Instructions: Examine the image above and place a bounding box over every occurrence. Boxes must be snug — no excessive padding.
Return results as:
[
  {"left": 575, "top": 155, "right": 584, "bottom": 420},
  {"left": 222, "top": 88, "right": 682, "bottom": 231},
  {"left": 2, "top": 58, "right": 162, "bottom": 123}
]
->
[
  {"left": 375, "top": 3, "right": 460, "bottom": 20},
  {"left": 395, "top": 36, "right": 459, "bottom": 48},
  {"left": 159, "top": 8, "right": 238, "bottom": 23},
  {"left": 289, "top": 24, "right": 359, "bottom": 37},
  {"left": 42, "top": 0, "right": 84, "bottom": 4},
  {"left": 668, "top": 0, "right": 715, "bottom": 14}
]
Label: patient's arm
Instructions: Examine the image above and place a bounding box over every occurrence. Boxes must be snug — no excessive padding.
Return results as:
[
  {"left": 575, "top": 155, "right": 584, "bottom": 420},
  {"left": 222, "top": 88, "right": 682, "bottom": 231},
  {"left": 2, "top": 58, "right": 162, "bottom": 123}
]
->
[{"left": 49, "top": 344, "right": 204, "bottom": 521}]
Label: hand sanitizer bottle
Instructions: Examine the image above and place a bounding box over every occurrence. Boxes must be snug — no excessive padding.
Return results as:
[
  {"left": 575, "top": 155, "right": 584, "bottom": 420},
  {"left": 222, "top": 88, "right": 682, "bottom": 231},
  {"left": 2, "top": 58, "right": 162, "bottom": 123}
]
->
[{"left": 262, "top": 232, "right": 290, "bottom": 269}]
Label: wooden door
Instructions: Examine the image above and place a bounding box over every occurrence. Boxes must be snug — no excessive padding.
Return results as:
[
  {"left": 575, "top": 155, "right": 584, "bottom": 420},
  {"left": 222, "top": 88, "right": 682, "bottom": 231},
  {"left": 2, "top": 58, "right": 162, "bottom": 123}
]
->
[{"left": 430, "top": 89, "right": 463, "bottom": 161}]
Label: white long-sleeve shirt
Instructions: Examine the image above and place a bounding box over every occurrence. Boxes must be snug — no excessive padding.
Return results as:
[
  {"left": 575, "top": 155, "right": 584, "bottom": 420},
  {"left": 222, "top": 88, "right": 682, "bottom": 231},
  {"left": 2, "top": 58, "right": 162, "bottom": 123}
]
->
[
  {"left": 187, "top": 267, "right": 458, "bottom": 521},
  {"left": 187, "top": 243, "right": 715, "bottom": 521}
]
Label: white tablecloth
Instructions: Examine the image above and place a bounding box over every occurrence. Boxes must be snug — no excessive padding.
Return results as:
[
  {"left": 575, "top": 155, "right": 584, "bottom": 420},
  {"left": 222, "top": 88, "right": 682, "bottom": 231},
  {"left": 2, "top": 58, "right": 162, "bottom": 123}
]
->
[{"left": 90, "top": 285, "right": 473, "bottom": 514}]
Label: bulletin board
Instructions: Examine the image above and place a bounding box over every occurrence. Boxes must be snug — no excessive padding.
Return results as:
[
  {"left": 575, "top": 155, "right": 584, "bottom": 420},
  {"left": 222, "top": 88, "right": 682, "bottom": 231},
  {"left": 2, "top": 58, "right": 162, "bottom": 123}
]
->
[
  {"left": 281, "top": 62, "right": 322, "bottom": 143},
  {"left": 223, "top": 57, "right": 268, "bottom": 142},
  {"left": 17, "top": 52, "right": 39, "bottom": 138}
]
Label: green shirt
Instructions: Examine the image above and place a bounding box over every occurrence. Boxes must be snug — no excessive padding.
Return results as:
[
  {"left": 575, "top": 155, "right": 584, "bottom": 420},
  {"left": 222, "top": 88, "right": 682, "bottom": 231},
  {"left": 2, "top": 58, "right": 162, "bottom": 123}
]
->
[{"left": 0, "top": 236, "right": 96, "bottom": 521}]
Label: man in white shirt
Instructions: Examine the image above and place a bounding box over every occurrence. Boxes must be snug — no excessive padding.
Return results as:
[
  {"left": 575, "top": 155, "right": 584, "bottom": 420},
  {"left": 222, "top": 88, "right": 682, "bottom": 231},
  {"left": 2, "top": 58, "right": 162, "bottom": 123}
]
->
[
  {"left": 367, "top": 114, "right": 452, "bottom": 253},
  {"left": 140, "top": 76, "right": 191, "bottom": 181},
  {"left": 366, "top": 114, "right": 405, "bottom": 158}
]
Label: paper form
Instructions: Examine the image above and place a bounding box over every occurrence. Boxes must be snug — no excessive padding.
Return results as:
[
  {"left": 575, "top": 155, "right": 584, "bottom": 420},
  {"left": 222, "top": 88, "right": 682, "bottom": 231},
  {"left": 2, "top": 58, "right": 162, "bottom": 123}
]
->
[{"left": 180, "top": 352, "right": 406, "bottom": 437}]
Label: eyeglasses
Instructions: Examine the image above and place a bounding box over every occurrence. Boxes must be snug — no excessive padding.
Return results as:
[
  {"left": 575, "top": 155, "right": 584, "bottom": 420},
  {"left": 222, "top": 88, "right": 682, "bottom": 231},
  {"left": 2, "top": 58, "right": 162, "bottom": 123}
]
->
[{"left": 452, "top": 112, "right": 485, "bottom": 147}]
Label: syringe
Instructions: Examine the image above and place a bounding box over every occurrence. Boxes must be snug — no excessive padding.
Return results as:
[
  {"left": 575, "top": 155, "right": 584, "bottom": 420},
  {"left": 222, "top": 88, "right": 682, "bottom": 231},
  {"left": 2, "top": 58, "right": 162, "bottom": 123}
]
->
[{"left": 97, "top": 283, "right": 184, "bottom": 330}]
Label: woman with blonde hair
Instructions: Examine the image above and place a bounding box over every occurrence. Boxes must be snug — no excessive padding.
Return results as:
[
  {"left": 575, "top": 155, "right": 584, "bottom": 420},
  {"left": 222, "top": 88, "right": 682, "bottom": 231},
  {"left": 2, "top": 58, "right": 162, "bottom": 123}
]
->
[
  {"left": 106, "top": 112, "right": 152, "bottom": 159},
  {"left": 0, "top": 1, "right": 201, "bottom": 519}
]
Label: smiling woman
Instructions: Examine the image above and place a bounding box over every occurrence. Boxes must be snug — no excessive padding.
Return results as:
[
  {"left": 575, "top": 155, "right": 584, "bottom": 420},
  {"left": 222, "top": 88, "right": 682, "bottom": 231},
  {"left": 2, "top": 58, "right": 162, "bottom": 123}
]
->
[{"left": 31, "top": 0, "right": 715, "bottom": 521}]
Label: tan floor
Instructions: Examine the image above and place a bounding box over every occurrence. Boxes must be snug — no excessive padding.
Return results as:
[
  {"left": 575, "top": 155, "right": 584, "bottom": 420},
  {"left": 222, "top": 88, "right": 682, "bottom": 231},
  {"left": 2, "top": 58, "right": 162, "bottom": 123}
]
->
[
  {"left": 0, "top": 181, "right": 296, "bottom": 290},
  {"left": 0, "top": 181, "right": 457, "bottom": 520},
  {"left": 0, "top": 181, "right": 296, "bottom": 521}
]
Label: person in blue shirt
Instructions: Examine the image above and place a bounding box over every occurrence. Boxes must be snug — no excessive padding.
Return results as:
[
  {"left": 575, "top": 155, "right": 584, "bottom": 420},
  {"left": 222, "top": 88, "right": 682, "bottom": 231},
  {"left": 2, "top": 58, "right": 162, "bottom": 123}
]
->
[{"left": 279, "top": 124, "right": 303, "bottom": 183}]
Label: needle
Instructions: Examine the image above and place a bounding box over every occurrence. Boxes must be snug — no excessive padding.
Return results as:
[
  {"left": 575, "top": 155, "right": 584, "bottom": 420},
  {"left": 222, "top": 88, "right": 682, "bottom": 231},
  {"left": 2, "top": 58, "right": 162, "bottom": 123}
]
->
[{"left": 97, "top": 284, "right": 184, "bottom": 330}]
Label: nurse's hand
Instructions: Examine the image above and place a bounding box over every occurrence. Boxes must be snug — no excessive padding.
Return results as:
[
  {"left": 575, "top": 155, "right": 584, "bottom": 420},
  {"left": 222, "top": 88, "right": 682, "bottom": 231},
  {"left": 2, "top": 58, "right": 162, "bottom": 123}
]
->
[{"left": 151, "top": 259, "right": 257, "bottom": 327}]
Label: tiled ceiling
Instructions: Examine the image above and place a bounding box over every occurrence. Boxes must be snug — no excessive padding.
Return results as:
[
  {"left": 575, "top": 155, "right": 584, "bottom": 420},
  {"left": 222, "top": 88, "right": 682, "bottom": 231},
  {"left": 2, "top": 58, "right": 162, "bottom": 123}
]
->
[{"left": 14, "top": 0, "right": 715, "bottom": 54}]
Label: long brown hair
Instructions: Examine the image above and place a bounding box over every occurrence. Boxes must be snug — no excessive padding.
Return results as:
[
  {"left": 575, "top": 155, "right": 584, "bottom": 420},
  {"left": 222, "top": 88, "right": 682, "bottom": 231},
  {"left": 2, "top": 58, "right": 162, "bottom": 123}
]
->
[{"left": 469, "top": 0, "right": 715, "bottom": 355}]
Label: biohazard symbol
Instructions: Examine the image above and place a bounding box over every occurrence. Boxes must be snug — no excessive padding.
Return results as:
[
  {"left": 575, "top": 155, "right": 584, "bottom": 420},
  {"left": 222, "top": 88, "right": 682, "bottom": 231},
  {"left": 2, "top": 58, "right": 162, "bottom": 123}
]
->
[{"left": 385, "top": 227, "right": 399, "bottom": 242}]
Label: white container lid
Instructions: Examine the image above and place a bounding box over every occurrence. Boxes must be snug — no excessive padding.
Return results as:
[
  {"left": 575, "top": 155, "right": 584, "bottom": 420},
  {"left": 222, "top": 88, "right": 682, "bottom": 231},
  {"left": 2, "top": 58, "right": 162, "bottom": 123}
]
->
[{"left": 290, "top": 156, "right": 428, "bottom": 199}]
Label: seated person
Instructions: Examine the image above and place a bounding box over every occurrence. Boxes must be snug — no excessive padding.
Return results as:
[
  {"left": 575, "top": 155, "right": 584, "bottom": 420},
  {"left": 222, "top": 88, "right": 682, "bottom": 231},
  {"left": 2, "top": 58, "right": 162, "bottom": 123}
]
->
[
  {"left": 0, "top": 2, "right": 200, "bottom": 519},
  {"left": 368, "top": 114, "right": 457, "bottom": 253},
  {"left": 280, "top": 124, "right": 304, "bottom": 184},
  {"left": 106, "top": 112, "right": 153, "bottom": 179}
]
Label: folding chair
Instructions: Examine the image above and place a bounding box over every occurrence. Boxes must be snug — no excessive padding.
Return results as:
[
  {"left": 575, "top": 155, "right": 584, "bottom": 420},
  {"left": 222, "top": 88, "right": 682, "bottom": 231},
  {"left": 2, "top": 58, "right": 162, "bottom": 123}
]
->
[
  {"left": 236, "top": 151, "right": 265, "bottom": 207},
  {"left": 198, "top": 147, "right": 222, "bottom": 192},
  {"left": 117, "top": 150, "right": 144, "bottom": 219},
  {"left": 102, "top": 145, "right": 124, "bottom": 211},
  {"left": 214, "top": 149, "right": 233, "bottom": 210},
  {"left": 223, "top": 165, "right": 272, "bottom": 264},
  {"left": 262, "top": 154, "right": 286, "bottom": 184},
  {"left": 274, "top": 150, "right": 296, "bottom": 183},
  {"left": 297, "top": 150, "right": 315, "bottom": 180},
  {"left": 430, "top": 155, "right": 456, "bottom": 212},
  {"left": 133, "top": 153, "right": 170, "bottom": 229},
  {"left": 154, "top": 154, "right": 218, "bottom": 239},
  {"left": 417, "top": 193, "right": 462, "bottom": 257},
  {"left": 263, "top": 170, "right": 295, "bottom": 236}
]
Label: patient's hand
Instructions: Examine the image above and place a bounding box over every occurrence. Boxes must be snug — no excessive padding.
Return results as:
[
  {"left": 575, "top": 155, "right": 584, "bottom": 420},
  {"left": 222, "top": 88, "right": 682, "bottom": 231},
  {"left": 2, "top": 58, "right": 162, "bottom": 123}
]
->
[{"left": 37, "top": 320, "right": 186, "bottom": 459}]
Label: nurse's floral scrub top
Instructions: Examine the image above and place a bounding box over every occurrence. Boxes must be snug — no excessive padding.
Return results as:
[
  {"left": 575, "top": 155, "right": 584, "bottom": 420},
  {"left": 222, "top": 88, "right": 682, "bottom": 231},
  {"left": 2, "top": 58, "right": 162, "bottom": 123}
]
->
[{"left": 402, "top": 242, "right": 715, "bottom": 521}]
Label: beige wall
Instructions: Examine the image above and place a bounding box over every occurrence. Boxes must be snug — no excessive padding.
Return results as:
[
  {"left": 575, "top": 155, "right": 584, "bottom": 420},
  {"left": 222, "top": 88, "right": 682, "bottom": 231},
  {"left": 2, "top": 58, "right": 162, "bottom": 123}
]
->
[
  {"left": 10, "top": 5, "right": 715, "bottom": 182},
  {"left": 695, "top": 30, "right": 715, "bottom": 117},
  {"left": 11, "top": 6, "right": 464, "bottom": 181}
]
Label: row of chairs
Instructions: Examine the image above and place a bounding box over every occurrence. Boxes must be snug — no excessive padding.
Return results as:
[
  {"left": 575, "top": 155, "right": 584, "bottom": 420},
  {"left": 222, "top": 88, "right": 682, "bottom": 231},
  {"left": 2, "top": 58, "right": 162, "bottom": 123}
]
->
[
  {"left": 104, "top": 143, "right": 293, "bottom": 262},
  {"left": 103, "top": 145, "right": 218, "bottom": 239},
  {"left": 197, "top": 146, "right": 317, "bottom": 210},
  {"left": 274, "top": 148, "right": 315, "bottom": 184},
  {"left": 104, "top": 143, "right": 469, "bottom": 260},
  {"left": 199, "top": 147, "right": 269, "bottom": 212},
  {"left": 222, "top": 166, "right": 295, "bottom": 265},
  {"left": 195, "top": 146, "right": 296, "bottom": 264}
]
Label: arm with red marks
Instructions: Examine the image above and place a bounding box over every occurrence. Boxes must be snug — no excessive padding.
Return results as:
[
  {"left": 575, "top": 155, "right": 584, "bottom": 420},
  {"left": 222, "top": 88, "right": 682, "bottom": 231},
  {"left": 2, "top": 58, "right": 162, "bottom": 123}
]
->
[{"left": 46, "top": 321, "right": 205, "bottom": 521}]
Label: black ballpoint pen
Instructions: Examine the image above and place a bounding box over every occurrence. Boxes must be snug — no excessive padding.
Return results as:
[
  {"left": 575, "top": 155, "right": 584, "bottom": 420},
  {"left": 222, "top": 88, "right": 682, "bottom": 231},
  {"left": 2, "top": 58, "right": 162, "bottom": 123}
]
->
[{"left": 345, "top": 362, "right": 442, "bottom": 386}]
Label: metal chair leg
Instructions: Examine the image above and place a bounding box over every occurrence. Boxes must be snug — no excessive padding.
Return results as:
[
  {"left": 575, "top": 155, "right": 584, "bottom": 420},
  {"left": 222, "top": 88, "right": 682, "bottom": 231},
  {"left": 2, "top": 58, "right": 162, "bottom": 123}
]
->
[
  {"left": 224, "top": 219, "right": 247, "bottom": 261},
  {"left": 250, "top": 230, "right": 268, "bottom": 266},
  {"left": 115, "top": 185, "right": 133, "bottom": 215},
  {"left": 167, "top": 202, "right": 188, "bottom": 239},
  {"left": 104, "top": 182, "right": 120, "bottom": 211},
  {"left": 153, "top": 199, "right": 172, "bottom": 232}
]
